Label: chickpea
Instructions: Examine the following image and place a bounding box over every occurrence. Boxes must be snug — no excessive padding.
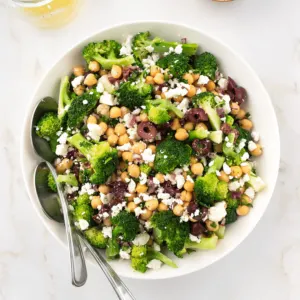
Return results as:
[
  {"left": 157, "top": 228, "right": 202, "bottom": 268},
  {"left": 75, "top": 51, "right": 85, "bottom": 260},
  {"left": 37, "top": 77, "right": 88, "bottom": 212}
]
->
[
  {"left": 190, "top": 156, "right": 198, "bottom": 164},
  {"left": 122, "top": 151, "right": 133, "bottom": 162},
  {"left": 180, "top": 190, "right": 192, "bottom": 202},
  {"left": 191, "top": 163, "right": 204, "bottom": 175},
  {"left": 120, "top": 106, "right": 130, "bottom": 118},
  {"left": 145, "top": 199, "right": 159, "bottom": 211},
  {"left": 114, "top": 123, "right": 126, "bottom": 136},
  {"left": 120, "top": 171, "right": 129, "bottom": 182},
  {"left": 183, "top": 73, "right": 194, "bottom": 84},
  {"left": 97, "top": 104, "right": 110, "bottom": 117},
  {"left": 110, "top": 173, "right": 117, "bottom": 182},
  {"left": 174, "top": 95, "right": 184, "bottom": 103},
  {"left": 110, "top": 106, "right": 122, "bottom": 119},
  {"left": 91, "top": 196, "right": 102, "bottom": 209},
  {"left": 236, "top": 205, "right": 250, "bottom": 216},
  {"left": 155, "top": 90, "right": 162, "bottom": 96},
  {"left": 127, "top": 202, "right": 137, "bottom": 212},
  {"left": 146, "top": 76, "right": 155, "bottom": 84},
  {"left": 158, "top": 202, "right": 168, "bottom": 211},
  {"left": 74, "top": 85, "right": 85, "bottom": 96},
  {"left": 236, "top": 109, "right": 246, "bottom": 120},
  {"left": 200, "top": 86, "right": 207, "bottom": 92},
  {"left": 239, "top": 119, "right": 253, "bottom": 131},
  {"left": 184, "top": 122, "right": 194, "bottom": 131},
  {"left": 183, "top": 202, "right": 190, "bottom": 208},
  {"left": 150, "top": 65, "right": 160, "bottom": 77},
  {"left": 153, "top": 73, "right": 165, "bottom": 85},
  {"left": 187, "top": 85, "right": 196, "bottom": 97},
  {"left": 73, "top": 65, "right": 85, "bottom": 77},
  {"left": 56, "top": 158, "right": 73, "bottom": 174},
  {"left": 128, "top": 164, "right": 140, "bottom": 178},
  {"left": 173, "top": 204, "right": 184, "bottom": 216},
  {"left": 140, "top": 113, "right": 149, "bottom": 122},
  {"left": 127, "top": 193, "right": 136, "bottom": 202},
  {"left": 175, "top": 128, "right": 189, "bottom": 141},
  {"left": 107, "top": 134, "right": 118, "bottom": 146},
  {"left": 212, "top": 90, "right": 219, "bottom": 96},
  {"left": 98, "top": 185, "right": 110, "bottom": 194},
  {"left": 184, "top": 181, "right": 194, "bottom": 192},
  {"left": 206, "top": 80, "right": 216, "bottom": 92},
  {"left": 192, "top": 73, "right": 200, "bottom": 82},
  {"left": 230, "top": 102, "right": 240, "bottom": 115},
  {"left": 231, "top": 166, "right": 243, "bottom": 178},
  {"left": 99, "top": 122, "right": 108, "bottom": 134},
  {"left": 214, "top": 143, "right": 223, "bottom": 153},
  {"left": 149, "top": 162, "right": 154, "bottom": 168},
  {"left": 84, "top": 73, "right": 97, "bottom": 86},
  {"left": 205, "top": 220, "right": 219, "bottom": 232},
  {"left": 118, "top": 134, "right": 129, "bottom": 146},
  {"left": 147, "top": 145, "right": 156, "bottom": 154},
  {"left": 87, "top": 115, "right": 97, "bottom": 124},
  {"left": 241, "top": 194, "right": 252, "bottom": 204},
  {"left": 155, "top": 173, "right": 165, "bottom": 184},
  {"left": 88, "top": 61, "right": 100, "bottom": 72},
  {"left": 250, "top": 144, "right": 263, "bottom": 156},
  {"left": 140, "top": 209, "right": 152, "bottom": 220},
  {"left": 241, "top": 163, "right": 251, "bottom": 174},
  {"left": 136, "top": 183, "right": 148, "bottom": 194},
  {"left": 111, "top": 65, "right": 122, "bottom": 79},
  {"left": 103, "top": 217, "right": 112, "bottom": 226},
  {"left": 132, "top": 142, "right": 146, "bottom": 154},
  {"left": 217, "top": 170, "right": 229, "bottom": 183},
  {"left": 106, "top": 127, "right": 115, "bottom": 136},
  {"left": 100, "top": 69, "right": 108, "bottom": 76},
  {"left": 195, "top": 122, "right": 208, "bottom": 130},
  {"left": 160, "top": 92, "right": 166, "bottom": 99}
]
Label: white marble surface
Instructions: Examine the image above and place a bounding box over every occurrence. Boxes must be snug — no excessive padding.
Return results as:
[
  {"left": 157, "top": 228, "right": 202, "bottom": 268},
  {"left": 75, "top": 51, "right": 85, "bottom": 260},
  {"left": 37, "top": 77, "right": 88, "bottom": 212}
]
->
[{"left": 0, "top": 0, "right": 299, "bottom": 299}]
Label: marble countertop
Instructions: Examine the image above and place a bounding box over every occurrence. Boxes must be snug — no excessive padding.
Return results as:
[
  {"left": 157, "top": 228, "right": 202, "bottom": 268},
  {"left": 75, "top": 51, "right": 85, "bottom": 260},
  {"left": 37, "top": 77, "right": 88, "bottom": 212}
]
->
[{"left": 0, "top": 0, "right": 299, "bottom": 299}]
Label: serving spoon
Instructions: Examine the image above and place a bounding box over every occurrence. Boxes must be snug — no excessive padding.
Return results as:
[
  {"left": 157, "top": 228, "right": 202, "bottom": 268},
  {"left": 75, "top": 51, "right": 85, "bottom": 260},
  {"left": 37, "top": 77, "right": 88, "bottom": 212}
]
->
[
  {"left": 32, "top": 97, "right": 135, "bottom": 299},
  {"left": 31, "top": 97, "right": 87, "bottom": 287}
]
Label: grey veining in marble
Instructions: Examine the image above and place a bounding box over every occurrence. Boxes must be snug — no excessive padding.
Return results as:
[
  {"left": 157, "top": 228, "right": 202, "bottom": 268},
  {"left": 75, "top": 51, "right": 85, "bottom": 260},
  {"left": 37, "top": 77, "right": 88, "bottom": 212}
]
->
[{"left": 0, "top": 0, "right": 299, "bottom": 299}]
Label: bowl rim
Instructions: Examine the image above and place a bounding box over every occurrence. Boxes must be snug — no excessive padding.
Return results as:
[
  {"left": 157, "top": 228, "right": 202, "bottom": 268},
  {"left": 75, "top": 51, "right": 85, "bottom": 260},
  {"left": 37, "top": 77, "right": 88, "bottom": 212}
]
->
[{"left": 21, "top": 20, "right": 280, "bottom": 280}]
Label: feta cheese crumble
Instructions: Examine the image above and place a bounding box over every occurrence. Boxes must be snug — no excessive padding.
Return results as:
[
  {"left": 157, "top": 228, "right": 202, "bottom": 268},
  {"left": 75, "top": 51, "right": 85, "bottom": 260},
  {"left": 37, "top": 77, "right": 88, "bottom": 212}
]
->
[
  {"left": 82, "top": 99, "right": 88, "bottom": 105},
  {"left": 189, "top": 234, "right": 201, "bottom": 243},
  {"left": 77, "top": 219, "right": 89, "bottom": 231},
  {"left": 55, "top": 144, "right": 68, "bottom": 156},
  {"left": 132, "top": 233, "right": 150, "bottom": 246},
  {"left": 102, "top": 226, "right": 112, "bottom": 238},
  {"left": 120, "top": 35, "right": 133, "bottom": 56},
  {"left": 251, "top": 131, "right": 260, "bottom": 142},
  {"left": 208, "top": 201, "right": 227, "bottom": 222},
  {"left": 100, "top": 91, "right": 117, "bottom": 106},
  {"left": 87, "top": 123, "right": 104, "bottom": 141},
  {"left": 147, "top": 259, "right": 162, "bottom": 270},
  {"left": 174, "top": 44, "right": 183, "bottom": 54},
  {"left": 141, "top": 148, "right": 155, "bottom": 163},
  {"left": 119, "top": 249, "right": 131, "bottom": 260},
  {"left": 245, "top": 187, "right": 255, "bottom": 199},
  {"left": 128, "top": 179, "right": 136, "bottom": 193},
  {"left": 223, "top": 162, "right": 231, "bottom": 174},
  {"left": 198, "top": 75, "right": 210, "bottom": 85},
  {"left": 71, "top": 75, "right": 84, "bottom": 88},
  {"left": 248, "top": 141, "right": 257, "bottom": 152}
]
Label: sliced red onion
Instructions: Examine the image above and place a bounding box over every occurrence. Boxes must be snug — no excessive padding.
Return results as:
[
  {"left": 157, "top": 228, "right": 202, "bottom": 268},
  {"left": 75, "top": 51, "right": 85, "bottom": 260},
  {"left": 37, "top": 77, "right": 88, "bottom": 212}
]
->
[{"left": 231, "top": 191, "right": 242, "bottom": 199}]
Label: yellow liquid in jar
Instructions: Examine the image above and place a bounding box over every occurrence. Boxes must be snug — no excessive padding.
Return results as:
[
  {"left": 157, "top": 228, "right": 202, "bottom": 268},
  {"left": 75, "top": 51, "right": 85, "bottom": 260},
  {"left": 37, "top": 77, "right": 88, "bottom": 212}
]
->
[{"left": 20, "top": 0, "right": 79, "bottom": 28}]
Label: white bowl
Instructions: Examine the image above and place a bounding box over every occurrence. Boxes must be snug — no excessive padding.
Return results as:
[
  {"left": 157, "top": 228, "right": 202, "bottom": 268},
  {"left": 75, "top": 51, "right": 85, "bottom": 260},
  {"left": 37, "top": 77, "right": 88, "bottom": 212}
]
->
[{"left": 21, "top": 21, "right": 280, "bottom": 280}]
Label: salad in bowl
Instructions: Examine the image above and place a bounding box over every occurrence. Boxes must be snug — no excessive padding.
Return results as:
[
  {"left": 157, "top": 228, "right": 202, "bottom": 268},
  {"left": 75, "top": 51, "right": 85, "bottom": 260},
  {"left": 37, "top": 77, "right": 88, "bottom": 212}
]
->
[{"left": 34, "top": 31, "right": 266, "bottom": 273}]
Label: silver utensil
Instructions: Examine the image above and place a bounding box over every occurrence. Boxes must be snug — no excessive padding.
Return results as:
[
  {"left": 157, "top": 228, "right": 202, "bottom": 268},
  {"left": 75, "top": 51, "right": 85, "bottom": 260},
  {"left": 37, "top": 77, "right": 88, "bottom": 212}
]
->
[
  {"left": 31, "top": 97, "right": 87, "bottom": 287},
  {"left": 35, "top": 162, "right": 136, "bottom": 300}
]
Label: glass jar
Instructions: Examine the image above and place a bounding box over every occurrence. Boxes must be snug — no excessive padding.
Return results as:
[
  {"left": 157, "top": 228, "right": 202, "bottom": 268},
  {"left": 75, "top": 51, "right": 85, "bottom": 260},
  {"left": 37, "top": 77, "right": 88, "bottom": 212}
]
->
[{"left": 10, "top": 0, "right": 81, "bottom": 28}]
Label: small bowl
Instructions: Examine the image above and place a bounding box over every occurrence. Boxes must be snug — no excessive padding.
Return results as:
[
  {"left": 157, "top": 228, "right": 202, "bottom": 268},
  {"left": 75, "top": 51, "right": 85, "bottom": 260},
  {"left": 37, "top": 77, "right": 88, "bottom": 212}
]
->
[{"left": 21, "top": 21, "right": 280, "bottom": 280}]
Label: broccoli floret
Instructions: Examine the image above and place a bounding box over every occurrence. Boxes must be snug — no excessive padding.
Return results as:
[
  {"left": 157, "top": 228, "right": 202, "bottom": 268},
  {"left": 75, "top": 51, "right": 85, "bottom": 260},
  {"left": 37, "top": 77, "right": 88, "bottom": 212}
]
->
[
  {"left": 194, "top": 173, "right": 219, "bottom": 206},
  {"left": 145, "top": 99, "right": 184, "bottom": 125},
  {"left": 67, "top": 133, "right": 118, "bottom": 184},
  {"left": 111, "top": 211, "right": 139, "bottom": 242},
  {"left": 84, "top": 227, "right": 107, "bottom": 248},
  {"left": 225, "top": 197, "right": 238, "bottom": 224},
  {"left": 194, "top": 52, "right": 218, "bottom": 80},
  {"left": 184, "top": 234, "right": 218, "bottom": 250},
  {"left": 222, "top": 132, "right": 242, "bottom": 165},
  {"left": 47, "top": 172, "right": 57, "bottom": 192},
  {"left": 131, "top": 245, "right": 178, "bottom": 273},
  {"left": 233, "top": 124, "right": 252, "bottom": 143},
  {"left": 131, "top": 245, "right": 148, "bottom": 273},
  {"left": 132, "top": 31, "right": 198, "bottom": 64},
  {"left": 36, "top": 112, "right": 61, "bottom": 139},
  {"left": 117, "top": 73, "right": 153, "bottom": 109},
  {"left": 193, "top": 92, "right": 221, "bottom": 130},
  {"left": 215, "top": 181, "right": 229, "bottom": 200},
  {"left": 57, "top": 174, "right": 78, "bottom": 186},
  {"left": 58, "top": 76, "right": 72, "bottom": 120},
  {"left": 154, "top": 139, "right": 192, "bottom": 174},
  {"left": 79, "top": 168, "right": 93, "bottom": 184},
  {"left": 140, "top": 164, "right": 152, "bottom": 175},
  {"left": 150, "top": 211, "right": 189, "bottom": 256},
  {"left": 67, "top": 91, "right": 100, "bottom": 128},
  {"left": 76, "top": 193, "right": 90, "bottom": 205},
  {"left": 74, "top": 204, "right": 93, "bottom": 224},
  {"left": 156, "top": 53, "right": 190, "bottom": 78},
  {"left": 82, "top": 40, "right": 135, "bottom": 70},
  {"left": 106, "top": 238, "right": 120, "bottom": 259}
]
